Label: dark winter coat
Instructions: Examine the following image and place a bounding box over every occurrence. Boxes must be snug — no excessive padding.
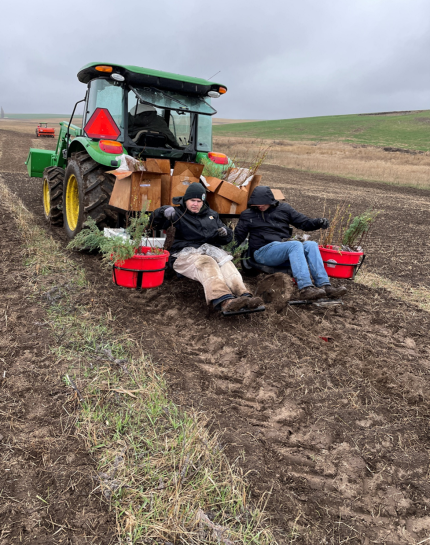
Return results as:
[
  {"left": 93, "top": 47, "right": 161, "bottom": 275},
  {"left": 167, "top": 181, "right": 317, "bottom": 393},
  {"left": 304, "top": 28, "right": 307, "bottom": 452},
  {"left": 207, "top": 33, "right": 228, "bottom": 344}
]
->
[
  {"left": 150, "top": 197, "right": 233, "bottom": 265},
  {"left": 234, "top": 186, "right": 323, "bottom": 255},
  {"left": 128, "top": 111, "right": 178, "bottom": 147}
]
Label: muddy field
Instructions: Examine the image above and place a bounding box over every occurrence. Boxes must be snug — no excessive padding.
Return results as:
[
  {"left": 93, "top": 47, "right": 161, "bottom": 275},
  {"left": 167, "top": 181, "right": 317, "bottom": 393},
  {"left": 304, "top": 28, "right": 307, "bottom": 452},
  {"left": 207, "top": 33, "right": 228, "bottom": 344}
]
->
[
  {"left": 0, "top": 204, "right": 116, "bottom": 544},
  {"left": 1, "top": 126, "right": 430, "bottom": 544}
]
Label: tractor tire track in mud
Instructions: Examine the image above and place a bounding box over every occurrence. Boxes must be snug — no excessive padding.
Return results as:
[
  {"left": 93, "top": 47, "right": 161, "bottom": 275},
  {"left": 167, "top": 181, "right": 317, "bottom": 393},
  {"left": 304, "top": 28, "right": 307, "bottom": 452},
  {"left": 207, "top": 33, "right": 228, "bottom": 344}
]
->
[{"left": 2, "top": 128, "right": 430, "bottom": 543}]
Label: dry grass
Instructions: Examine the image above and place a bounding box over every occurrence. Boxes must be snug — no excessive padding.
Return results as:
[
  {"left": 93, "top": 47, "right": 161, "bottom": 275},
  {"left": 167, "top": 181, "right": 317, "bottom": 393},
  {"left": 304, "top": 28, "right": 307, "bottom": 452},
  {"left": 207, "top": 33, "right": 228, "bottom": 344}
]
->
[
  {"left": 215, "top": 136, "right": 430, "bottom": 189},
  {"left": 0, "top": 117, "right": 71, "bottom": 135},
  {"left": 0, "top": 174, "right": 277, "bottom": 544},
  {"left": 212, "top": 118, "right": 260, "bottom": 126},
  {"left": 355, "top": 270, "right": 430, "bottom": 313}
]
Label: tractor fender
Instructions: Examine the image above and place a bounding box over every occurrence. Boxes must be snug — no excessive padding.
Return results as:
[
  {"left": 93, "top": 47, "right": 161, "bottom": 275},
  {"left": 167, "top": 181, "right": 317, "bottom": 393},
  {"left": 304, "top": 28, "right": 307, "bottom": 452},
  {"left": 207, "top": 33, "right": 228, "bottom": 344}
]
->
[{"left": 67, "top": 137, "right": 126, "bottom": 168}]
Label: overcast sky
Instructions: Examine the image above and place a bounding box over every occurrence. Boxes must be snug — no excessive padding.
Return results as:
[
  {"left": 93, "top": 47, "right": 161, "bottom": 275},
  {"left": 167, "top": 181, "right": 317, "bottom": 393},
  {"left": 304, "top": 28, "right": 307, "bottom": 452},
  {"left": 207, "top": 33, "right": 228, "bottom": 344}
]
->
[{"left": 1, "top": 0, "right": 429, "bottom": 120}]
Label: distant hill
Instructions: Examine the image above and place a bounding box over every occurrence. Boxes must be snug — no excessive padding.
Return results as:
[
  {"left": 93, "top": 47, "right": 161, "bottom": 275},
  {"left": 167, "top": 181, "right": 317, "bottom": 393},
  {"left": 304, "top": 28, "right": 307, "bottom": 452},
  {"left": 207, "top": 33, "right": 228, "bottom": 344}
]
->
[{"left": 213, "top": 110, "right": 430, "bottom": 151}]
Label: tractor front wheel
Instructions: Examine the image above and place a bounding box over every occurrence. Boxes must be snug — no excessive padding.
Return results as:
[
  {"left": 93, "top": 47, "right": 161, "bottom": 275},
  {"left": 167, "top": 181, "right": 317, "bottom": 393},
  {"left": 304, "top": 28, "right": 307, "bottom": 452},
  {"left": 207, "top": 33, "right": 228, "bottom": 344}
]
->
[
  {"left": 42, "top": 167, "right": 64, "bottom": 226},
  {"left": 63, "top": 151, "right": 117, "bottom": 239}
]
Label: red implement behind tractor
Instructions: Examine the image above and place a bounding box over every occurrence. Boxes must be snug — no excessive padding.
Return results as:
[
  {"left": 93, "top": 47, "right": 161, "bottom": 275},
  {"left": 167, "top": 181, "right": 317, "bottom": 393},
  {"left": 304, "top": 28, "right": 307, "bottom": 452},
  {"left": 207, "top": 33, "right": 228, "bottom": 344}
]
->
[{"left": 36, "top": 123, "right": 55, "bottom": 138}]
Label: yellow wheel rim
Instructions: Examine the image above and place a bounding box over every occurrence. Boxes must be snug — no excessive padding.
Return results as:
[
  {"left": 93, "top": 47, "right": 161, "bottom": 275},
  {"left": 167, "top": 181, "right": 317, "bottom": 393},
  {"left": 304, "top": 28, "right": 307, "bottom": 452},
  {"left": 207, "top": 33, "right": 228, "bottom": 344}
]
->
[
  {"left": 66, "top": 174, "right": 79, "bottom": 231},
  {"left": 42, "top": 178, "right": 50, "bottom": 217}
]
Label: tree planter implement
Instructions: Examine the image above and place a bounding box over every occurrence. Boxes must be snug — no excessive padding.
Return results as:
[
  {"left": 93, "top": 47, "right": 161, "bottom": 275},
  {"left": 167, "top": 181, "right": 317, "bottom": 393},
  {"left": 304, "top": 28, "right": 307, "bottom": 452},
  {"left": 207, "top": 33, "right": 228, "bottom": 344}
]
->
[
  {"left": 112, "top": 247, "right": 169, "bottom": 289},
  {"left": 319, "top": 245, "right": 365, "bottom": 280}
]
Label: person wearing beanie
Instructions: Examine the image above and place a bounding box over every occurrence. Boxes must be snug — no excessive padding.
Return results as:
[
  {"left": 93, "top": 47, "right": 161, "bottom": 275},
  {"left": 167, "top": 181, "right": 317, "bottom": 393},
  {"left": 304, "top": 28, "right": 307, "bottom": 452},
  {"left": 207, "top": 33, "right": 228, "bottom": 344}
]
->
[
  {"left": 233, "top": 186, "right": 347, "bottom": 301},
  {"left": 182, "top": 182, "right": 207, "bottom": 202},
  {"left": 150, "top": 182, "right": 264, "bottom": 313}
]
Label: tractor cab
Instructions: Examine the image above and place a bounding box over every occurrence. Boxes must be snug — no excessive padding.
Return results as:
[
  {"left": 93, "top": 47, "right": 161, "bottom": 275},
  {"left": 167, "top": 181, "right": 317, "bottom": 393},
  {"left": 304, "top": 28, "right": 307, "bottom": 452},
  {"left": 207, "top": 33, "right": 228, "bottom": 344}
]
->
[
  {"left": 78, "top": 63, "right": 226, "bottom": 164},
  {"left": 26, "top": 63, "right": 230, "bottom": 240}
]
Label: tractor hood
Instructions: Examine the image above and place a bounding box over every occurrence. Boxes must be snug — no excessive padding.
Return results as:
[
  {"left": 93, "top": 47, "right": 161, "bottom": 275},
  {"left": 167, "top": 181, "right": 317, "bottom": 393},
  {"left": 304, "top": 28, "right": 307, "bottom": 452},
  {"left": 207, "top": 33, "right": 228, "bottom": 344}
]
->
[{"left": 78, "top": 63, "right": 227, "bottom": 97}]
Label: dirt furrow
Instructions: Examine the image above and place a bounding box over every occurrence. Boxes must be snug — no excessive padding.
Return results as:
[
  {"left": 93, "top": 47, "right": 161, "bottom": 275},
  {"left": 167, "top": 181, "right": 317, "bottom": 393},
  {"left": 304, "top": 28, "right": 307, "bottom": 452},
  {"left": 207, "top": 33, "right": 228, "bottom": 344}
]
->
[
  {"left": 0, "top": 200, "right": 115, "bottom": 544},
  {"left": 2, "top": 128, "right": 430, "bottom": 543}
]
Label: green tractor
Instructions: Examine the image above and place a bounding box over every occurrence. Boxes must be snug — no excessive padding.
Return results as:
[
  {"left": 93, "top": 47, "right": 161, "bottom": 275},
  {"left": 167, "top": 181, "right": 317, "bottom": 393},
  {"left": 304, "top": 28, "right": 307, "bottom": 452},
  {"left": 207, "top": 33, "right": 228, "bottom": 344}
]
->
[{"left": 26, "top": 62, "right": 230, "bottom": 238}]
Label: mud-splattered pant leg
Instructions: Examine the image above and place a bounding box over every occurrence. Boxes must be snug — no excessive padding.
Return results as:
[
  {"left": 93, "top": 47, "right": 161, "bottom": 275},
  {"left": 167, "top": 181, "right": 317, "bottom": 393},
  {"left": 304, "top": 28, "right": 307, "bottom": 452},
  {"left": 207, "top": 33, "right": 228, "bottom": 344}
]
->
[
  {"left": 173, "top": 254, "right": 248, "bottom": 304},
  {"left": 219, "top": 261, "right": 248, "bottom": 297}
]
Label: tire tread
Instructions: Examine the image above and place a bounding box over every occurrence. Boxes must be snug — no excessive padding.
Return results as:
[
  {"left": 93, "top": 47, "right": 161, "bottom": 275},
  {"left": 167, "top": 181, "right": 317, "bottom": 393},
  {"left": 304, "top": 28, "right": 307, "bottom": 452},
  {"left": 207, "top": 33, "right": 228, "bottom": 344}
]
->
[{"left": 43, "top": 166, "right": 65, "bottom": 226}]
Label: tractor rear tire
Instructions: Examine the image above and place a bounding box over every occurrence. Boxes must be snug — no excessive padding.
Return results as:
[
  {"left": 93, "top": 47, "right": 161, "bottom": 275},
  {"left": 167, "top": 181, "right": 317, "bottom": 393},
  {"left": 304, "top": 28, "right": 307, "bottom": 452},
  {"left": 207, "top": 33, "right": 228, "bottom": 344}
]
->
[
  {"left": 42, "top": 167, "right": 64, "bottom": 226},
  {"left": 63, "top": 151, "right": 117, "bottom": 239}
]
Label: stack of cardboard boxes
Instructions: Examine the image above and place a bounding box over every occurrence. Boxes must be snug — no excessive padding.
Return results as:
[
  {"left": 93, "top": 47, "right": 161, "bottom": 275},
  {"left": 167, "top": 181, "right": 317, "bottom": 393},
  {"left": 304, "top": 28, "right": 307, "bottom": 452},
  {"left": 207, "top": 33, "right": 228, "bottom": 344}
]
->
[{"left": 108, "top": 160, "right": 284, "bottom": 214}]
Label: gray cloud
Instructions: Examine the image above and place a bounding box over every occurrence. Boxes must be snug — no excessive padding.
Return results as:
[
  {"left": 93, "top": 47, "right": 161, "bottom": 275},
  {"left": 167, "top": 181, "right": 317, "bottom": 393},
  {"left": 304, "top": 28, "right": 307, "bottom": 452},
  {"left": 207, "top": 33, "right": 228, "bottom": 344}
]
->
[{"left": 0, "top": 0, "right": 429, "bottom": 119}]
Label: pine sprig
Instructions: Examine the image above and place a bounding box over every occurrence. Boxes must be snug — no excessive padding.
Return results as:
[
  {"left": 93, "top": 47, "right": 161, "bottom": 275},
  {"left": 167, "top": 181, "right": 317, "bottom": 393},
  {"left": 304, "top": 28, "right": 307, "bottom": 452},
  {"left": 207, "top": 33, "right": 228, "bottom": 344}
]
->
[
  {"left": 67, "top": 203, "right": 153, "bottom": 267},
  {"left": 341, "top": 209, "right": 380, "bottom": 248}
]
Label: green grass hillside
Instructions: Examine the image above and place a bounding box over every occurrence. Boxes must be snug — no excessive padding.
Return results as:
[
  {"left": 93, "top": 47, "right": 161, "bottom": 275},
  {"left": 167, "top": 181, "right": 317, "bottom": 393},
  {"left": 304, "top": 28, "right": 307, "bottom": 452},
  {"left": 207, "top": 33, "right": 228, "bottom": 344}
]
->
[{"left": 213, "top": 110, "right": 430, "bottom": 151}]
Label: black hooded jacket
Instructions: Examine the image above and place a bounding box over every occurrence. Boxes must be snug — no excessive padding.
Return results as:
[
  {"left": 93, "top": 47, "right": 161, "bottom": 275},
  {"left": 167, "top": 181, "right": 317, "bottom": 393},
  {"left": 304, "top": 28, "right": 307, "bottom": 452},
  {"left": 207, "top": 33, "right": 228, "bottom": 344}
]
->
[
  {"left": 234, "top": 186, "right": 323, "bottom": 255},
  {"left": 150, "top": 198, "right": 233, "bottom": 264}
]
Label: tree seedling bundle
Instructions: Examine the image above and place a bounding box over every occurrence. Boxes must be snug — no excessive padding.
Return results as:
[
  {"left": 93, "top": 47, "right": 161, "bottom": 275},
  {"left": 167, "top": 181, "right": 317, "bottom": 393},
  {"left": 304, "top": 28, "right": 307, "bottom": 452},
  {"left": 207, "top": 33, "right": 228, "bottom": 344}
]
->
[{"left": 320, "top": 203, "right": 381, "bottom": 252}]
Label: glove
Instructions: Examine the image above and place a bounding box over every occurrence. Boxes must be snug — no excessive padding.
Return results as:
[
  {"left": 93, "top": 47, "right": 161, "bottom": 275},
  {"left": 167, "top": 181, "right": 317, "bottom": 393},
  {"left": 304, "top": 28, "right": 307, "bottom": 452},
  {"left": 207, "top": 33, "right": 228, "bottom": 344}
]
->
[
  {"left": 164, "top": 207, "right": 176, "bottom": 220},
  {"left": 217, "top": 226, "right": 228, "bottom": 237},
  {"left": 318, "top": 218, "right": 330, "bottom": 229}
]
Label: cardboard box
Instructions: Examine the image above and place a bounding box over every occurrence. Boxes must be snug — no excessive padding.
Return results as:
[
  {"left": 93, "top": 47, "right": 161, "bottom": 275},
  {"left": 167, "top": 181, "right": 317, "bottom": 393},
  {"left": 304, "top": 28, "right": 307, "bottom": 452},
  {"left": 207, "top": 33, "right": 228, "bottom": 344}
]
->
[
  {"left": 139, "top": 158, "right": 171, "bottom": 206},
  {"left": 130, "top": 171, "right": 161, "bottom": 211},
  {"left": 146, "top": 158, "right": 170, "bottom": 174},
  {"left": 206, "top": 192, "right": 241, "bottom": 215},
  {"left": 109, "top": 177, "right": 133, "bottom": 210},
  {"left": 109, "top": 171, "right": 161, "bottom": 212},
  {"left": 203, "top": 176, "right": 223, "bottom": 193},
  {"left": 248, "top": 174, "right": 261, "bottom": 201},
  {"left": 109, "top": 158, "right": 171, "bottom": 211},
  {"left": 206, "top": 175, "right": 261, "bottom": 215},
  {"left": 217, "top": 180, "right": 248, "bottom": 205},
  {"left": 161, "top": 174, "right": 172, "bottom": 206},
  {"left": 272, "top": 189, "right": 285, "bottom": 201},
  {"left": 170, "top": 162, "right": 204, "bottom": 201}
]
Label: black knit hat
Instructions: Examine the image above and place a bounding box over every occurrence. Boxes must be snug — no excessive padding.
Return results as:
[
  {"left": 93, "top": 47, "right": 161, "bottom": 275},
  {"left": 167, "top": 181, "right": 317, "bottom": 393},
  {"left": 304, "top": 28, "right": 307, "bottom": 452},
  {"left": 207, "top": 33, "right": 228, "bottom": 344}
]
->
[{"left": 183, "top": 182, "right": 207, "bottom": 202}]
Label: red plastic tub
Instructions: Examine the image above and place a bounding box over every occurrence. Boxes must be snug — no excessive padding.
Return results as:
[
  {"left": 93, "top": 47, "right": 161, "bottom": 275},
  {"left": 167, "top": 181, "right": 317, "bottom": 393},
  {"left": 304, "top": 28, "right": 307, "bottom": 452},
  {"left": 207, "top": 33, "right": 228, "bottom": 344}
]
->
[
  {"left": 319, "top": 245, "right": 364, "bottom": 279},
  {"left": 112, "top": 247, "right": 169, "bottom": 289}
]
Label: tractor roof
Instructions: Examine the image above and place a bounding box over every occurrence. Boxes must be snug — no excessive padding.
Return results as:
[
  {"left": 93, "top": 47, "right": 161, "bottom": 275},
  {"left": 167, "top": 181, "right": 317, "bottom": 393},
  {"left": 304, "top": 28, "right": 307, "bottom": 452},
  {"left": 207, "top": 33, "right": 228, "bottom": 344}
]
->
[{"left": 78, "top": 63, "right": 227, "bottom": 96}]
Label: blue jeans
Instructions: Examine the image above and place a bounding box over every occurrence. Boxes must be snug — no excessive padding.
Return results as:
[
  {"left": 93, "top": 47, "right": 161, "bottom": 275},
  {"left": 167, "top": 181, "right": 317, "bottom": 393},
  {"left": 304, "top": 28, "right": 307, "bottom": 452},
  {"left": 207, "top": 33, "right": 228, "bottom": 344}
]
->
[{"left": 254, "top": 240, "right": 330, "bottom": 291}]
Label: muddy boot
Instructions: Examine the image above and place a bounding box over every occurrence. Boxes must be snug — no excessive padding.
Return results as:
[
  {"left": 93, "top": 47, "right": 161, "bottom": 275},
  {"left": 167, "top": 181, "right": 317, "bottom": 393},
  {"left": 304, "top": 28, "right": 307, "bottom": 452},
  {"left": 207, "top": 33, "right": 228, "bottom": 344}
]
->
[
  {"left": 323, "top": 285, "right": 347, "bottom": 298},
  {"left": 299, "top": 286, "right": 326, "bottom": 300},
  {"left": 221, "top": 296, "right": 252, "bottom": 312},
  {"left": 245, "top": 296, "right": 264, "bottom": 309}
]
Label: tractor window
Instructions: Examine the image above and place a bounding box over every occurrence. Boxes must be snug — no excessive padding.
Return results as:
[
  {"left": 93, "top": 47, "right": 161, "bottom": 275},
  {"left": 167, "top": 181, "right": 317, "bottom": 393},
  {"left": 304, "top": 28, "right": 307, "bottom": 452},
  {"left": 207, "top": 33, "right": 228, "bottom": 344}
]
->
[
  {"left": 86, "top": 79, "right": 124, "bottom": 138},
  {"left": 132, "top": 87, "right": 216, "bottom": 115},
  {"left": 168, "top": 111, "right": 192, "bottom": 147},
  {"left": 127, "top": 90, "right": 184, "bottom": 148},
  {"left": 127, "top": 91, "right": 164, "bottom": 119},
  {"left": 197, "top": 115, "right": 212, "bottom": 151}
]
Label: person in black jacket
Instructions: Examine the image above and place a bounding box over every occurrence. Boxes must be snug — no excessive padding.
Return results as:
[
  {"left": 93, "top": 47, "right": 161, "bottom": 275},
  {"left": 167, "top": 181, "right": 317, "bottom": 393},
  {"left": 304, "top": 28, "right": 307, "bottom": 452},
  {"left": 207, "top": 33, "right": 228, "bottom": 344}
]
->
[
  {"left": 150, "top": 183, "right": 263, "bottom": 312},
  {"left": 234, "top": 186, "right": 347, "bottom": 300}
]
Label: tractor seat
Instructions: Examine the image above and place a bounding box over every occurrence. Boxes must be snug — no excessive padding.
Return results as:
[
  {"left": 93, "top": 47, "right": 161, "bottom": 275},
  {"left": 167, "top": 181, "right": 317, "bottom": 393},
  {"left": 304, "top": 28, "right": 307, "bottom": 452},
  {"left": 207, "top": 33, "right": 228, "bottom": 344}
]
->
[
  {"left": 132, "top": 130, "right": 168, "bottom": 148},
  {"left": 240, "top": 247, "right": 293, "bottom": 277}
]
